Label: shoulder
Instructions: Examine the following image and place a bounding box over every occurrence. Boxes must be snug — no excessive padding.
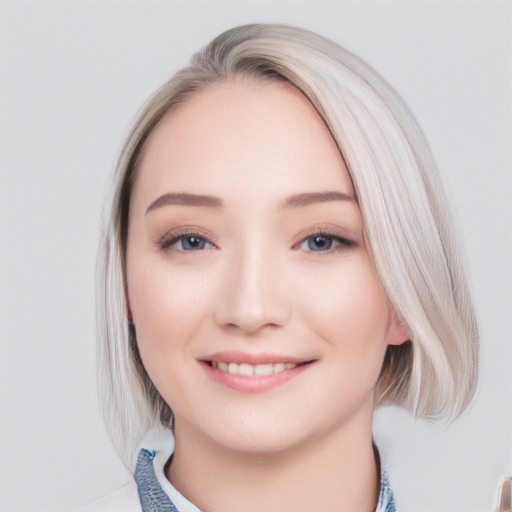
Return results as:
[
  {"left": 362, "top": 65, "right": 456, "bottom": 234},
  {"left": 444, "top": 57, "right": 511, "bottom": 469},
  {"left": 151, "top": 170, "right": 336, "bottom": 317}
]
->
[{"left": 73, "top": 480, "right": 141, "bottom": 512}]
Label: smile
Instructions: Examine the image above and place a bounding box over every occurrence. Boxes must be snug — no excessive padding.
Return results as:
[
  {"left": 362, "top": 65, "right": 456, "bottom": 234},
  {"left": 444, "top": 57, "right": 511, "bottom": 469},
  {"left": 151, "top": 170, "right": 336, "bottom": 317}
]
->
[
  {"left": 201, "top": 355, "right": 314, "bottom": 393},
  {"left": 210, "top": 361, "right": 298, "bottom": 377}
]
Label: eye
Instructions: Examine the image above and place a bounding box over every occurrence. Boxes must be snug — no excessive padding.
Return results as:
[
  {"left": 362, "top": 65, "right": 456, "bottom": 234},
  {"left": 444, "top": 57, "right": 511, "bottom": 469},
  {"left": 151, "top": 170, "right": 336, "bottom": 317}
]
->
[
  {"left": 299, "top": 233, "right": 356, "bottom": 252},
  {"left": 176, "top": 235, "right": 213, "bottom": 251},
  {"left": 305, "top": 234, "right": 335, "bottom": 251},
  {"left": 157, "top": 231, "right": 216, "bottom": 251}
]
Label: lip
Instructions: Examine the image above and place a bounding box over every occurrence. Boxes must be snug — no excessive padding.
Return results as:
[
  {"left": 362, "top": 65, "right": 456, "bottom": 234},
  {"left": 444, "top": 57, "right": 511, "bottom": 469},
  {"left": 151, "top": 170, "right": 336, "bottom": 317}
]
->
[{"left": 199, "top": 351, "right": 315, "bottom": 393}]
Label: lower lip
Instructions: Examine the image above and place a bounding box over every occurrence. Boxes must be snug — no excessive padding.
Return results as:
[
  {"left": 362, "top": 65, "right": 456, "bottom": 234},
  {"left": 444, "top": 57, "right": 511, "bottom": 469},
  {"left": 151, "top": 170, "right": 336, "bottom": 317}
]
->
[{"left": 200, "top": 362, "right": 312, "bottom": 393}]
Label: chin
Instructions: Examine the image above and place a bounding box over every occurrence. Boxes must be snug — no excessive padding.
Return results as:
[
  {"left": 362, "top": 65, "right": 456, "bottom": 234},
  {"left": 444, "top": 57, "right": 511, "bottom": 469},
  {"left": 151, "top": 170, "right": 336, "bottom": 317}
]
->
[
  {"left": 175, "top": 409, "right": 312, "bottom": 457},
  {"left": 211, "top": 426, "right": 311, "bottom": 456}
]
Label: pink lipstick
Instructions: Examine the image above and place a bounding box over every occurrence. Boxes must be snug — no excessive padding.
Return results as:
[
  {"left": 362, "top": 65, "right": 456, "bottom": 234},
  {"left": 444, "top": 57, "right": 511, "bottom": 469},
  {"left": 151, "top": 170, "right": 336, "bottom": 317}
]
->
[{"left": 199, "top": 351, "right": 315, "bottom": 393}]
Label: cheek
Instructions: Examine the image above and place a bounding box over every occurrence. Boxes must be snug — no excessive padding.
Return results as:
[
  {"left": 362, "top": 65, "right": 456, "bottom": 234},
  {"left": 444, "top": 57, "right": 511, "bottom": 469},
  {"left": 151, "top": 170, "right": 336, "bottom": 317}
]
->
[
  {"left": 126, "top": 260, "right": 221, "bottom": 410},
  {"left": 127, "top": 260, "right": 215, "bottom": 363},
  {"left": 284, "top": 255, "right": 392, "bottom": 421},
  {"left": 294, "top": 256, "right": 390, "bottom": 358}
]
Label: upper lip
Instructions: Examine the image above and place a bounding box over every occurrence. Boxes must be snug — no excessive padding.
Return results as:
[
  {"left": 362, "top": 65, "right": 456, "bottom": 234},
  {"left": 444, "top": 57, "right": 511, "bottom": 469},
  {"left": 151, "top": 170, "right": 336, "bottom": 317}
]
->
[{"left": 200, "top": 351, "right": 315, "bottom": 365}]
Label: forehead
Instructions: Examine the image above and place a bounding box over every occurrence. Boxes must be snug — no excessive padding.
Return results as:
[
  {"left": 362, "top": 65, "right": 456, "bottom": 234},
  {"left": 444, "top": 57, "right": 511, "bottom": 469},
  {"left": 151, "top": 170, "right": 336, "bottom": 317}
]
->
[{"left": 134, "top": 80, "right": 353, "bottom": 202}]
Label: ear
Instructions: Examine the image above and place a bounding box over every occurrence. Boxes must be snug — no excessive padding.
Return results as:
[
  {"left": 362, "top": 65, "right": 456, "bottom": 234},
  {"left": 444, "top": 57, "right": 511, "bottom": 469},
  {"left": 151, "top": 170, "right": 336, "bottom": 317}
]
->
[{"left": 386, "top": 313, "right": 409, "bottom": 346}]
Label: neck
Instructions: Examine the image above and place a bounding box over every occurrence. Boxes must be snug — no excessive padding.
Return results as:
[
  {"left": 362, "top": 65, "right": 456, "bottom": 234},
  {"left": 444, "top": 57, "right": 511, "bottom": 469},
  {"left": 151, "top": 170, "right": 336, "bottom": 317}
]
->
[{"left": 167, "top": 411, "right": 379, "bottom": 512}]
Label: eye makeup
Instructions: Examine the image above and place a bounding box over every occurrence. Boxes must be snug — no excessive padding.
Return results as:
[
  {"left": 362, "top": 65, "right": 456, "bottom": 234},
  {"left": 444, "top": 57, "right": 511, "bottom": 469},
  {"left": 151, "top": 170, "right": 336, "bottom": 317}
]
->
[
  {"left": 155, "top": 227, "right": 217, "bottom": 252},
  {"left": 292, "top": 223, "right": 359, "bottom": 254}
]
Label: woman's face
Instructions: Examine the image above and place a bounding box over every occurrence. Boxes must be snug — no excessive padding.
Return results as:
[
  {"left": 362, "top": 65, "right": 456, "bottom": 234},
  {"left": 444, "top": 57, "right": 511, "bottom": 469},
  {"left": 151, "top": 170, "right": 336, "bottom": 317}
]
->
[{"left": 126, "top": 81, "right": 406, "bottom": 455}]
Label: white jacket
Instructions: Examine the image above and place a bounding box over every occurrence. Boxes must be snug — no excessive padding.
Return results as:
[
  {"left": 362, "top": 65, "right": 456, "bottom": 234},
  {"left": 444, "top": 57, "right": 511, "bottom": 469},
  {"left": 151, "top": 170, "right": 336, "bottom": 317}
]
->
[{"left": 76, "top": 481, "right": 140, "bottom": 512}]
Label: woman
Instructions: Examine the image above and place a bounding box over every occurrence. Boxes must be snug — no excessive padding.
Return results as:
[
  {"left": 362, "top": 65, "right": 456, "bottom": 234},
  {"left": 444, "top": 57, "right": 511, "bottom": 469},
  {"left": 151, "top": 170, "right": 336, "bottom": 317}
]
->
[{"left": 88, "top": 24, "right": 478, "bottom": 512}]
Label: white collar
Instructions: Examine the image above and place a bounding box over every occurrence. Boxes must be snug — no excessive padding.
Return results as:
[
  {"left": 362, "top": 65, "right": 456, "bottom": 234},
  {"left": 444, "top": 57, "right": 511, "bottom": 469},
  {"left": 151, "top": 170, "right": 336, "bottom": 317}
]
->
[{"left": 135, "top": 429, "right": 395, "bottom": 512}]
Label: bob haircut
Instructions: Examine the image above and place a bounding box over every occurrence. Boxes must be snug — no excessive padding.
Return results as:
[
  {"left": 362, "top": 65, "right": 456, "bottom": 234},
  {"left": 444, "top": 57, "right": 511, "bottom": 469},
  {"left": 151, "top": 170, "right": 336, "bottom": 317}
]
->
[{"left": 97, "top": 24, "right": 478, "bottom": 463}]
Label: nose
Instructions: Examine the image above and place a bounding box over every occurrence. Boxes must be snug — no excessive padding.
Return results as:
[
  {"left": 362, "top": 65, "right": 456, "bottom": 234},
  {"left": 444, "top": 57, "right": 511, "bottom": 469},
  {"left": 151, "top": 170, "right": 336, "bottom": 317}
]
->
[{"left": 214, "top": 247, "right": 291, "bottom": 335}]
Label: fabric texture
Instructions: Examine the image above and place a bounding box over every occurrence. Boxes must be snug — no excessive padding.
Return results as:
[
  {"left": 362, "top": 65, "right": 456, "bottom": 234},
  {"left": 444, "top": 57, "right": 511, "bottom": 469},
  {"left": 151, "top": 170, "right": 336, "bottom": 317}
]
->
[{"left": 135, "top": 449, "right": 179, "bottom": 512}]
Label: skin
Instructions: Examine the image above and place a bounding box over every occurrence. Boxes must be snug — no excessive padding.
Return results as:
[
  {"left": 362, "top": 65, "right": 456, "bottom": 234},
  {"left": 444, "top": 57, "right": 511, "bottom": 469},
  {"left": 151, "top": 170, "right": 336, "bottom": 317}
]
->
[{"left": 126, "top": 80, "right": 407, "bottom": 512}]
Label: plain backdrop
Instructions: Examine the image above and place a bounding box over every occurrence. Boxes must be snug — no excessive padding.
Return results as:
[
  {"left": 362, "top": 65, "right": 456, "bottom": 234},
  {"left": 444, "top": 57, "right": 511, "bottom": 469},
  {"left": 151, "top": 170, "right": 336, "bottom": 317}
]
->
[{"left": 0, "top": 1, "right": 510, "bottom": 511}]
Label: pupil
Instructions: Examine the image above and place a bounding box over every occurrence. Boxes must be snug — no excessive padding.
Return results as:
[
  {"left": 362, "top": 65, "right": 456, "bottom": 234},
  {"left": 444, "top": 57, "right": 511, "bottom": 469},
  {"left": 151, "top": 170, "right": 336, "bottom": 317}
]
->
[
  {"left": 309, "top": 235, "right": 332, "bottom": 251},
  {"left": 184, "top": 236, "right": 203, "bottom": 250}
]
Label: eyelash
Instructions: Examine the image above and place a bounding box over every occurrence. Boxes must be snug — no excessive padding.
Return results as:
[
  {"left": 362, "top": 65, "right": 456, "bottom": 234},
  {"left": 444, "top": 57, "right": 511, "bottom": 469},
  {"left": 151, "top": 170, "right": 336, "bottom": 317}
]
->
[
  {"left": 156, "top": 228, "right": 357, "bottom": 253},
  {"left": 293, "top": 230, "right": 357, "bottom": 253},
  {"left": 156, "top": 229, "right": 217, "bottom": 251}
]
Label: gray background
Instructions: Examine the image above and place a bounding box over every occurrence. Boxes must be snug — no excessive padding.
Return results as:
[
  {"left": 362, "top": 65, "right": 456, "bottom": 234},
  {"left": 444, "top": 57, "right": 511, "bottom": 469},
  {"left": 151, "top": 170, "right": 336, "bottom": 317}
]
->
[{"left": 0, "top": 1, "right": 510, "bottom": 511}]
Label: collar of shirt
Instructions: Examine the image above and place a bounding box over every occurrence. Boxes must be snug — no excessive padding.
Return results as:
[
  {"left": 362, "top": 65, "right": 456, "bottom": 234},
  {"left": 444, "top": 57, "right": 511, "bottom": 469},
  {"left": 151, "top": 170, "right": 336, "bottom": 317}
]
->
[{"left": 133, "top": 430, "right": 396, "bottom": 512}]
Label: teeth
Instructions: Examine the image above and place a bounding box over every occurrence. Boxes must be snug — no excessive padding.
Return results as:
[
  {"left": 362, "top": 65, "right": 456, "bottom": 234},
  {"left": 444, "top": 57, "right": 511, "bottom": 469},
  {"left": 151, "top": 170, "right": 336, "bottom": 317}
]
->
[
  {"left": 211, "top": 361, "right": 298, "bottom": 376},
  {"left": 273, "top": 362, "right": 285, "bottom": 373},
  {"left": 239, "top": 363, "right": 253, "bottom": 377},
  {"left": 254, "top": 363, "right": 273, "bottom": 376}
]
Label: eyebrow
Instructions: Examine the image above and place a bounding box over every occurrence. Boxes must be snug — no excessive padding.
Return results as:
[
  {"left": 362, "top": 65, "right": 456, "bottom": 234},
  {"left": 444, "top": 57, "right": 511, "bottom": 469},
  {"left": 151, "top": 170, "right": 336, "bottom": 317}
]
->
[
  {"left": 145, "top": 193, "right": 223, "bottom": 214},
  {"left": 145, "top": 190, "right": 353, "bottom": 215},
  {"left": 282, "top": 191, "right": 354, "bottom": 209}
]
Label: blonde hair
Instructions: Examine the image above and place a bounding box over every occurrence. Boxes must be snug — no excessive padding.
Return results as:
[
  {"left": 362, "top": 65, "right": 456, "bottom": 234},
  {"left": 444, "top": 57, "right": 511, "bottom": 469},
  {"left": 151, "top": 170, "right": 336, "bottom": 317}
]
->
[{"left": 97, "top": 24, "right": 478, "bottom": 464}]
